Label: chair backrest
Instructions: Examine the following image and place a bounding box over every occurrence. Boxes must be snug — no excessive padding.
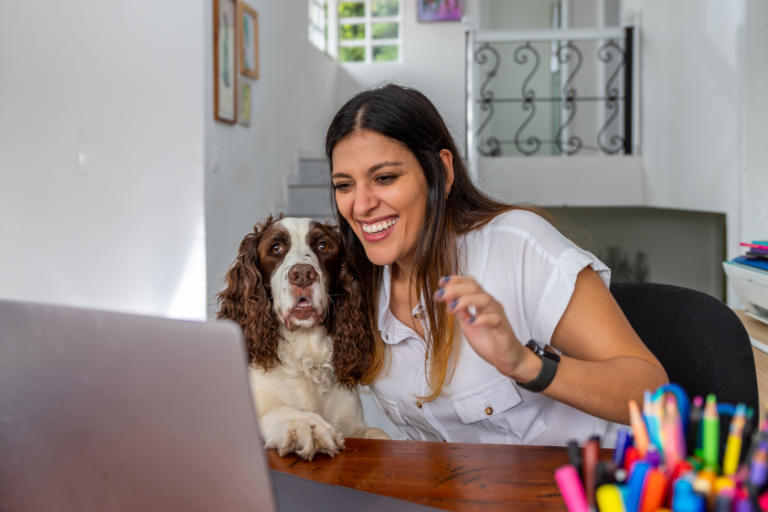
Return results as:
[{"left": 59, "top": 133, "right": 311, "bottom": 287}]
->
[{"left": 610, "top": 282, "right": 759, "bottom": 415}]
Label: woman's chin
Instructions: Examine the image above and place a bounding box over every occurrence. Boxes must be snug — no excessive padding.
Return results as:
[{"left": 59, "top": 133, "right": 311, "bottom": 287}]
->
[{"left": 363, "top": 246, "right": 398, "bottom": 267}]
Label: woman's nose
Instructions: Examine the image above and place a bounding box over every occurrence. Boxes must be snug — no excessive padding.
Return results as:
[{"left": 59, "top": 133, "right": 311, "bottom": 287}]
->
[{"left": 353, "top": 184, "right": 378, "bottom": 216}]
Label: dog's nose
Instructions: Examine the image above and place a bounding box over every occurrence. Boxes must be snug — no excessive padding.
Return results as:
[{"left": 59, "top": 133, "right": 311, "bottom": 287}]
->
[{"left": 288, "top": 264, "right": 317, "bottom": 288}]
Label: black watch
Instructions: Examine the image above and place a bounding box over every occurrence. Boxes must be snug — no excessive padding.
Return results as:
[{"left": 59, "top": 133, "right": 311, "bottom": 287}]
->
[{"left": 516, "top": 340, "right": 560, "bottom": 393}]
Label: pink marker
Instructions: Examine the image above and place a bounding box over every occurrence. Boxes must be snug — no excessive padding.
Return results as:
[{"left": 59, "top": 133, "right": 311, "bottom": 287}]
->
[{"left": 555, "top": 465, "right": 590, "bottom": 512}]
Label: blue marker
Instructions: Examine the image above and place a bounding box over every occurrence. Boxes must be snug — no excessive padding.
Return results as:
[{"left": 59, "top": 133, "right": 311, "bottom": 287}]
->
[
  {"left": 625, "top": 461, "right": 651, "bottom": 512},
  {"left": 613, "top": 428, "right": 631, "bottom": 468}
]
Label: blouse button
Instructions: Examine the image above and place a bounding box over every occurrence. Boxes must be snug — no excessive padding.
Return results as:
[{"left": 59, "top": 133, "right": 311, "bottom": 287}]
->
[
  {"left": 485, "top": 406, "right": 493, "bottom": 416},
  {"left": 416, "top": 401, "right": 423, "bottom": 409}
]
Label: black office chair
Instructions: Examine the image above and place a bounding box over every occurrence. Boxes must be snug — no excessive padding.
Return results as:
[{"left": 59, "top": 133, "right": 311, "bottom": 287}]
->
[{"left": 610, "top": 282, "right": 759, "bottom": 417}]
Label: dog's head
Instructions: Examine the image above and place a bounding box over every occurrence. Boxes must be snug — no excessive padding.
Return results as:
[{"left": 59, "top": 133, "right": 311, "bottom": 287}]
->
[{"left": 215, "top": 215, "right": 372, "bottom": 388}]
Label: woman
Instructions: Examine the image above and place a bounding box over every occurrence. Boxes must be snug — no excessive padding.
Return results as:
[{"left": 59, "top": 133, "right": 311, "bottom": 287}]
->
[{"left": 326, "top": 84, "right": 668, "bottom": 447}]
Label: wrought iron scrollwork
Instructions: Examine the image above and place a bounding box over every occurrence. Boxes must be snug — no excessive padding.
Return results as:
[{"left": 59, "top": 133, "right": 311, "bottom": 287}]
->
[
  {"left": 470, "top": 28, "right": 634, "bottom": 157},
  {"left": 554, "top": 43, "right": 583, "bottom": 155},
  {"left": 597, "top": 40, "right": 626, "bottom": 155},
  {"left": 474, "top": 43, "right": 501, "bottom": 156}
]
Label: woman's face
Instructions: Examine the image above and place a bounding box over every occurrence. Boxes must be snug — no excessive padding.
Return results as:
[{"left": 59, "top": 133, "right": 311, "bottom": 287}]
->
[{"left": 331, "top": 130, "right": 428, "bottom": 270}]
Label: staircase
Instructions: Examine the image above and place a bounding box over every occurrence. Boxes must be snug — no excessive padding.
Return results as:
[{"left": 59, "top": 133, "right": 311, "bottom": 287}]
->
[{"left": 272, "top": 154, "right": 335, "bottom": 223}]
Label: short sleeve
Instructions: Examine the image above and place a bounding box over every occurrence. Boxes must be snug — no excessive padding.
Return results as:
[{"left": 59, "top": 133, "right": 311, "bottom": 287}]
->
[{"left": 468, "top": 210, "right": 610, "bottom": 346}]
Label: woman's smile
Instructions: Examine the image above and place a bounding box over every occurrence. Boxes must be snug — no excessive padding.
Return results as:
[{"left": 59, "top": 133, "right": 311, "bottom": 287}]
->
[{"left": 360, "top": 216, "right": 399, "bottom": 240}]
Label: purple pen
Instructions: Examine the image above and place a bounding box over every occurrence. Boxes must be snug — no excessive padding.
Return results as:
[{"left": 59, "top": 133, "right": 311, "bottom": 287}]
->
[
  {"left": 646, "top": 444, "right": 661, "bottom": 468},
  {"left": 750, "top": 441, "right": 768, "bottom": 488}
]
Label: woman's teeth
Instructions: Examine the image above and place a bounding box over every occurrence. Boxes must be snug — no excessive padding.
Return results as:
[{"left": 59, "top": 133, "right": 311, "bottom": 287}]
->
[{"left": 363, "top": 217, "right": 398, "bottom": 234}]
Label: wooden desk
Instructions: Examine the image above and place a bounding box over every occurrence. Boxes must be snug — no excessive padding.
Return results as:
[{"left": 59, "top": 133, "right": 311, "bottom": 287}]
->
[
  {"left": 268, "top": 439, "right": 602, "bottom": 512},
  {"left": 735, "top": 309, "right": 768, "bottom": 413}
]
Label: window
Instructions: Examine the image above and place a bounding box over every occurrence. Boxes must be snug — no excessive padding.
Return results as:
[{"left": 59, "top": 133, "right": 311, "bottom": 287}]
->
[
  {"left": 309, "top": 0, "right": 328, "bottom": 53},
  {"left": 338, "top": 0, "right": 401, "bottom": 63}
]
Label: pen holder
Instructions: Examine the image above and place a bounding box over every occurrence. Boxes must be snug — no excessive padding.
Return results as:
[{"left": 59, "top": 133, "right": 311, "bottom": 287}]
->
[{"left": 555, "top": 384, "right": 764, "bottom": 512}]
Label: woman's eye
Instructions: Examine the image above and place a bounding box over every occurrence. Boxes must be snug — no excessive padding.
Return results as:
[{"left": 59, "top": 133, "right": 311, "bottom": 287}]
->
[
  {"left": 270, "top": 243, "right": 283, "bottom": 255},
  {"left": 333, "top": 182, "right": 350, "bottom": 192},
  {"left": 376, "top": 174, "right": 396, "bottom": 184},
  {"left": 317, "top": 242, "right": 328, "bottom": 253}
]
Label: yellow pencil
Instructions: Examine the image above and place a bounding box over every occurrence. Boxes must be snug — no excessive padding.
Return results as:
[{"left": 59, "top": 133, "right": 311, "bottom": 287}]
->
[{"left": 723, "top": 404, "right": 746, "bottom": 476}]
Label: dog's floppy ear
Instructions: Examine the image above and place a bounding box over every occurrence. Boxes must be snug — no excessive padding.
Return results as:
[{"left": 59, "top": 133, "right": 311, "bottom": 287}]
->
[
  {"left": 216, "top": 216, "right": 281, "bottom": 370},
  {"left": 328, "top": 256, "right": 373, "bottom": 389}
]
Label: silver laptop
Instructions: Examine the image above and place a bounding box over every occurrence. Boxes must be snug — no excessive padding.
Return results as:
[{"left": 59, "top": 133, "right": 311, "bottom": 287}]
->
[{"left": 0, "top": 299, "right": 438, "bottom": 511}]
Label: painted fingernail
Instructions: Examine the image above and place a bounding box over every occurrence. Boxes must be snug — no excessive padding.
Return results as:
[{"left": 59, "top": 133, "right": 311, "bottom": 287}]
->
[
  {"left": 440, "top": 276, "right": 451, "bottom": 286},
  {"left": 450, "top": 300, "right": 458, "bottom": 310},
  {"left": 436, "top": 289, "right": 444, "bottom": 299},
  {"left": 469, "top": 316, "right": 476, "bottom": 324}
]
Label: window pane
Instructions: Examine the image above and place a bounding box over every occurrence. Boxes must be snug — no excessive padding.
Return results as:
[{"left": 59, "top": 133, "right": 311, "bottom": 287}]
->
[
  {"left": 373, "top": 45, "right": 399, "bottom": 62},
  {"left": 340, "top": 46, "right": 366, "bottom": 62},
  {"left": 338, "top": 2, "right": 365, "bottom": 17},
  {"left": 340, "top": 23, "right": 365, "bottom": 40},
  {"left": 372, "top": 22, "right": 398, "bottom": 39},
  {"left": 372, "top": 0, "right": 399, "bottom": 16}
]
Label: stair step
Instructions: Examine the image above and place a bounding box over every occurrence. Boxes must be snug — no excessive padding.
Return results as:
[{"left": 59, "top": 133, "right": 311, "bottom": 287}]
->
[{"left": 285, "top": 186, "right": 333, "bottom": 216}]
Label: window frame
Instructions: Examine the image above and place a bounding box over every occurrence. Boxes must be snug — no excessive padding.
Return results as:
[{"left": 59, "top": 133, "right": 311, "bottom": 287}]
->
[
  {"left": 329, "top": 0, "right": 403, "bottom": 64},
  {"left": 309, "top": 0, "right": 328, "bottom": 53}
]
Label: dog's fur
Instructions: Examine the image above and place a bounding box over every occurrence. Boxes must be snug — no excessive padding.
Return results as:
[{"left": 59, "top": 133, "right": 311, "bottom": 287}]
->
[{"left": 216, "top": 215, "right": 388, "bottom": 460}]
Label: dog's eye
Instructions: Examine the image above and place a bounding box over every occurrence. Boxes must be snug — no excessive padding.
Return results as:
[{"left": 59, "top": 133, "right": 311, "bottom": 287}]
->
[
  {"left": 270, "top": 243, "right": 283, "bottom": 255},
  {"left": 317, "top": 242, "right": 329, "bottom": 253}
]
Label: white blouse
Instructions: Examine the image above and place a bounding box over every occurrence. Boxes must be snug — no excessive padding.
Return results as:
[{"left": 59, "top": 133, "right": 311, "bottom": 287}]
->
[{"left": 368, "top": 210, "right": 620, "bottom": 447}]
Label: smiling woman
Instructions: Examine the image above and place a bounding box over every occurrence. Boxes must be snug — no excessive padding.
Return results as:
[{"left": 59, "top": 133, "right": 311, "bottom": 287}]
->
[{"left": 325, "top": 84, "right": 668, "bottom": 447}]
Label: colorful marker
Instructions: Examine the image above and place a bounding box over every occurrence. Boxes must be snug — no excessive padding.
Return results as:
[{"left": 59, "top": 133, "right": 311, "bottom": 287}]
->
[
  {"left": 703, "top": 394, "right": 720, "bottom": 470},
  {"left": 583, "top": 436, "right": 600, "bottom": 508},
  {"left": 614, "top": 428, "right": 631, "bottom": 468},
  {"left": 664, "top": 395, "right": 683, "bottom": 470},
  {"left": 750, "top": 441, "right": 768, "bottom": 488},
  {"left": 555, "top": 465, "right": 590, "bottom": 512},
  {"left": 688, "top": 396, "right": 704, "bottom": 457},
  {"left": 629, "top": 399, "right": 650, "bottom": 458},
  {"left": 639, "top": 468, "right": 668, "bottom": 512},
  {"left": 723, "top": 404, "right": 746, "bottom": 476},
  {"left": 596, "top": 484, "right": 625, "bottom": 512},
  {"left": 644, "top": 390, "right": 660, "bottom": 450}
]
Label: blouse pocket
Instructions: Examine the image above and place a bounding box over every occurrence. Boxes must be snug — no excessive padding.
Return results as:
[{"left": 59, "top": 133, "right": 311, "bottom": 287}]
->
[
  {"left": 450, "top": 377, "right": 546, "bottom": 444},
  {"left": 370, "top": 392, "right": 407, "bottom": 426}
]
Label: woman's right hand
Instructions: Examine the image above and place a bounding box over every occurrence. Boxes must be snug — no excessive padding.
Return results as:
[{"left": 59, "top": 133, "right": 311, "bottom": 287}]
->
[{"left": 434, "top": 276, "right": 542, "bottom": 384}]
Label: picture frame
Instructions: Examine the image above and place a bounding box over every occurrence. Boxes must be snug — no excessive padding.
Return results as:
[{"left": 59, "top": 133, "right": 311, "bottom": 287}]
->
[
  {"left": 417, "top": 0, "right": 463, "bottom": 22},
  {"left": 237, "top": 2, "right": 259, "bottom": 79},
  {"left": 238, "top": 82, "right": 251, "bottom": 127},
  {"left": 214, "top": 0, "right": 237, "bottom": 123}
]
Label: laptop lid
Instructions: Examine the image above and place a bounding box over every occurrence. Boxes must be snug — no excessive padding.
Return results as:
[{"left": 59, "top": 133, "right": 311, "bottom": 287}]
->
[{"left": 0, "top": 299, "right": 277, "bottom": 512}]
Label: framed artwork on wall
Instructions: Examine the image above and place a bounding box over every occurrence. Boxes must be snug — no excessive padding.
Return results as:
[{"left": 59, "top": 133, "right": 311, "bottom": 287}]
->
[
  {"left": 417, "top": 0, "right": 463, "bottom": 22},
  {"left": 214, "top": 0, "right": 237, "bottom": 123},
  {"left": 237, "top": 2, "right": 259, "bottom": 79},
  {"left": 238, "top": 82, "right": 251, "bottom": 126}
]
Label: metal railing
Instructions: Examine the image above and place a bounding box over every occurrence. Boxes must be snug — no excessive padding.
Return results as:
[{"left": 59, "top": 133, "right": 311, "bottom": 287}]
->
[{"left": 466, "top": 26, "right": 636, "bottom": 165}]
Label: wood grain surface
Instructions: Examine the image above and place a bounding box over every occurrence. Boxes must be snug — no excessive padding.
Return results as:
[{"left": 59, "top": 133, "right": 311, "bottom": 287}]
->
[{"left": 268, "top": 438, "right": 607, "bottom": 512}]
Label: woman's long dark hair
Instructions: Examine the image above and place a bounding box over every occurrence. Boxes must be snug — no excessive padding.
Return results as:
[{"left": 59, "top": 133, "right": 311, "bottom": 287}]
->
[{"left": 325, "top": 84, "right": 535, "bottom": 401}]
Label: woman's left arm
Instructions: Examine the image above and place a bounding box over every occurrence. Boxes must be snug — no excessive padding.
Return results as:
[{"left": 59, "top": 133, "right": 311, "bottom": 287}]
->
[{"left": 436, "top": 267, "right": 668, "bottom": 425}]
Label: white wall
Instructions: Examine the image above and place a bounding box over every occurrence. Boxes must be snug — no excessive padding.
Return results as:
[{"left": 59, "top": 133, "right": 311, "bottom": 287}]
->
[
  {"left": 0, "top": 0, "right": 206, "bottom": 319},
  {"left": 632, "top": 0, "right": 744, "bottom": 302},
  {"left": 339, "top": 0, "right": 468, "bottom": 153},
  {"left": 744, "top": 0, "right": 768, "bottom": 245},
  {"left": 204, "top": 0, "right": 358, "bottom": 316}
]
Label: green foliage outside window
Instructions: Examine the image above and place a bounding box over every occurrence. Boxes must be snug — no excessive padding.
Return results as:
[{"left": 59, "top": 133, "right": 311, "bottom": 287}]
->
[
  {"left": 372, "top": 22, "right": 398, "bottom": 39},
  {"left": 373, "top": 45, "right": 398, "bottom": 62},
  {"left": 340, "top": 46, "right": 366, "bottom": 62},
  {"left": 338, "top": 2, "right": 365, "bottom": 17},
  {"left": 340, "top": 23, "right": 365, "bottom": 40},
  {"left": 372, "top": 0, "right": 399, "bottom": 16}
]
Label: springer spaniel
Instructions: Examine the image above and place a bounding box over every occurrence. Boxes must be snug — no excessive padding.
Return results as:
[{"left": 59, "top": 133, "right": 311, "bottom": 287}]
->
[{"left": 216, "top": 215, "right": 389, "bottom": 461}]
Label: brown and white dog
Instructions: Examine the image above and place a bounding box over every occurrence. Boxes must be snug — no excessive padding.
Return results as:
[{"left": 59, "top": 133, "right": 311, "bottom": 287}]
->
[{"left": 216, "top": 215, "right": 389, "bottom": 461}]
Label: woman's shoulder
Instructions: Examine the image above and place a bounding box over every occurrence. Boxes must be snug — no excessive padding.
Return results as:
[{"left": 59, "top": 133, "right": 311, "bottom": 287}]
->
[{"left": 462, "top": 208, "right": 582, "bottom": 264}]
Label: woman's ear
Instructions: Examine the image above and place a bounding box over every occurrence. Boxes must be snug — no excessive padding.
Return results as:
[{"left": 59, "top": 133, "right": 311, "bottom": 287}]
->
[
  {"left": 215, "top": 219, "right": 281, "bottom": 370},
  {"left": 440, "top": 149, "right": 455, "bottom": 195},
  {"left": 327, "top": 259, "right": 373, "bottom": 388}
]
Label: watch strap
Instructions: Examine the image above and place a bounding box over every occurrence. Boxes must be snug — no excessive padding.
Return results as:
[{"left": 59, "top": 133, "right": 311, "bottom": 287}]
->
[{"left": 516, "top": 341, "right": 559, "bottom": 393}]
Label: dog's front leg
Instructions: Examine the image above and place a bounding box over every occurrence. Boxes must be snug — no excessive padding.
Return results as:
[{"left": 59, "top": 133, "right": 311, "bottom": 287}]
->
[{"left": 260, "top": 405, "right": 346, "bottom": 461}]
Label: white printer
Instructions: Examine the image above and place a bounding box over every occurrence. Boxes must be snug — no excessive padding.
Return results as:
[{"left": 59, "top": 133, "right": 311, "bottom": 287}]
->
[{"left": 724, "top": 260, "right": 768, "bottom": 324}]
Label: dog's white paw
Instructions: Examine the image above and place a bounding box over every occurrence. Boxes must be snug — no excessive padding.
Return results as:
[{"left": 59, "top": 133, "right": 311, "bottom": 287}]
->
[
  {"left": 362, "top": 427, "right": 391, "bottom": 440},
  {"left": 269, "top": 413, "right": 345, "bottom": 461}
]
